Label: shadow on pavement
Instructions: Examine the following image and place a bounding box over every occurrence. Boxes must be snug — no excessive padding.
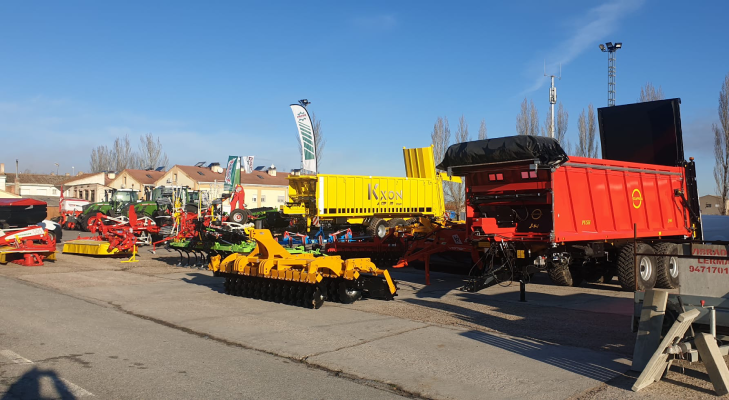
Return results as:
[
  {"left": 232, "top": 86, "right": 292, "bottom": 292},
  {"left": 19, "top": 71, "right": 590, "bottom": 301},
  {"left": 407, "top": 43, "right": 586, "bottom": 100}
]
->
[
  {"left": 459, "top": 329, "right": 626, "bottom": 382},
  {"left": 2, "top": 367, "right": 77, "bottom": 400},
  {"left": 182, "top": 272, "right": 225, "bottom": 294},
  {"left": 402, "top": 294, "right": 635, "bottom": 356}
]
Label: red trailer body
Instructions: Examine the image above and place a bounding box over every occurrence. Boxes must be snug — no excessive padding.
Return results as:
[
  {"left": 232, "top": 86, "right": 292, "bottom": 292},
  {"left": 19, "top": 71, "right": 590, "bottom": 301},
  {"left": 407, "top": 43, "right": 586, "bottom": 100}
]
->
[{"left": 466, "top": 157, "right": 693, "bottom": 244}]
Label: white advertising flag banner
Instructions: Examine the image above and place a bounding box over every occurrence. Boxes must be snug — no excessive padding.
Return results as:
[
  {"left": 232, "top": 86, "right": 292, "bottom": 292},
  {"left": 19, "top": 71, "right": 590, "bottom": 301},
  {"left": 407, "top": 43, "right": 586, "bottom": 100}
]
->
[
  {"left": 290, "top": 104, "right": 317, "bottom": 173},
  {"left": 242, "top": 156, "right": 254, "bottom": 174}
]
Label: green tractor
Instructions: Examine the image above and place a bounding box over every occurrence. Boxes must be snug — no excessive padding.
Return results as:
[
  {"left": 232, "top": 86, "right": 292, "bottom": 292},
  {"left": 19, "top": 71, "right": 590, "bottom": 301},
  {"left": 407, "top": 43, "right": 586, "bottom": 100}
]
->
[
  {"left": 134, "top": 186, "right": 202, "bottom": 226},
  {"left": 77, "top": 188, "right": 139, "bottom": 231}
]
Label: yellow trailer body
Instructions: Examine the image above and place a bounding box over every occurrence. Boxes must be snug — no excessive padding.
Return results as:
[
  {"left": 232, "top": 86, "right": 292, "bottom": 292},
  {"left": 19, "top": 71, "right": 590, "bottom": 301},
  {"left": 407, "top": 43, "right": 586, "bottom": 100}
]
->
[
  {"left": 287, "top": 174, "right": 444, "bottom": 219},
  {"left": 284, "top": 146, "right": 459, "bottom": 227}
]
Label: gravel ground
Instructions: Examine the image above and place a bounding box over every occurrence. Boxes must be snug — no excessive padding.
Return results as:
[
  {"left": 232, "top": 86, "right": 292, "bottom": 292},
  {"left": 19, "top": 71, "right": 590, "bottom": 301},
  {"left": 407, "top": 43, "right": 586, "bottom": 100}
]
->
[{"left": 1, "top": 230, "right": 727, "bottom": 399}]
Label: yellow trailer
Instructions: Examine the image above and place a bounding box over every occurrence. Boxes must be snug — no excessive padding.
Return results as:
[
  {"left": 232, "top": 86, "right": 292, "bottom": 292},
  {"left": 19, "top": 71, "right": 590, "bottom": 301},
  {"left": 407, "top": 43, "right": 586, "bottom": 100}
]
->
[{"left": 284, "top": 146, "right": 458, "bottom": 237}]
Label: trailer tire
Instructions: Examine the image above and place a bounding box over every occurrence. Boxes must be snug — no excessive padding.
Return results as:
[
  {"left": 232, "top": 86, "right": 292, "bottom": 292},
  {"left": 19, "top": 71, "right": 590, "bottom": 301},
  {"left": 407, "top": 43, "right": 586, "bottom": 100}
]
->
[
  {"left": 230, "top": 209, "right": 250, "bottom": 224},
  {"left": 617, "top": 243, "right": 657, "bottom": 291},
  {"left": 548, "top": 266, "right": 574, "bottom": 286},
  {"left": 366, "top": 218, "right": 389, "bottom": 239},
  {"left": 654, "top": 243, "right": 679, "bottom": 289},
  {"left": 388, "top": 218, "right": 406, "bottom": 228}
]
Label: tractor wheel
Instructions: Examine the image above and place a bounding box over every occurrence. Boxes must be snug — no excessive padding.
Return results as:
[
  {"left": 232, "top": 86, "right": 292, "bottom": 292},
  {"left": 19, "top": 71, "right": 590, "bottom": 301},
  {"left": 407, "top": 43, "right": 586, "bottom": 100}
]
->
[
  {"left": 548, "top": 266, "right": 574, "bottom": 286},
  {"left": 77, "top": 215, "right": 89, "bottom": 232},
  {"left": 230, "top": 209, "right": 250, "bottom": 224},
  {"left": 654, "top": 243, "right": 679, "bottom": 289},
  {"left": 617, "top": 243, "right": 657, "bottom": 291},
  {"left": 366, "top": 218, "right": 389, "bottom": 239},
  {"left": 388, "top": 218, "right": 407, "bottom": 228}
]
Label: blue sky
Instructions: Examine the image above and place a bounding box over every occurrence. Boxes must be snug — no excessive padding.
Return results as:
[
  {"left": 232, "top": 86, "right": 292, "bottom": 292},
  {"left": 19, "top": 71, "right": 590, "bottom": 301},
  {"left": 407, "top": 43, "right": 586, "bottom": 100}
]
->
[{"left": 0, "top": 0, "right": 727, "bottom": 195}]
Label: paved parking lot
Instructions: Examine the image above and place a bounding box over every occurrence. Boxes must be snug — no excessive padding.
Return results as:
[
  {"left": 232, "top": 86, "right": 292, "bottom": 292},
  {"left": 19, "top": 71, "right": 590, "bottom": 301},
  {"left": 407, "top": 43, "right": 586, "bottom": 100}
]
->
[{"left": 0, "top": 236, "right": 725, "bottom": 399}]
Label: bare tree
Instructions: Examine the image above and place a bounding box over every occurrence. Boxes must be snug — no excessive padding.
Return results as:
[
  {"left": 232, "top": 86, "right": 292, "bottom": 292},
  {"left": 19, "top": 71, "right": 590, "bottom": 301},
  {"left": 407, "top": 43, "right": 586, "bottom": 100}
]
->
[
  {"left": 294, "top": 113, "right": 326, "bottom": 170},
  {"left": 576, "top": 104, "right": 599, "bottom": 158},
  {"left": 90, "top": 145, "right": 114, "bottom": 173},
  {"left": 516, "top": 98, "right": 540, "bottom": 136},
  {"left": 112, "top": 134, "right": 138, "bottom": 172},
  {"left": 541, "top": 113, "right": 553, "bottom": 138},
  {"left": 478, "top": 119, "right": 487, "bottom": 140},
  {"left": 445, "top": 116, "right": 470, "bottom": 219},
  {"left": 311, "top": 113, "right": 325, "bottom": 169},
  {"left": 556, "top": 102, "right": 571, "bottom": 154},
  {"left": 587, "top": 104, "right": 598, "bottom": 158},
  {"left": 714, "top": 73, "right": 729, "bottom": 215},
  {"left": 430, "top": 116, "right": 451, "bottom": 165},
  {"left": 137, "top": 133, "right": 169, "bottom": 171},
  {"left": 638, "top": 82, "right": 665, "bottom": 102}
]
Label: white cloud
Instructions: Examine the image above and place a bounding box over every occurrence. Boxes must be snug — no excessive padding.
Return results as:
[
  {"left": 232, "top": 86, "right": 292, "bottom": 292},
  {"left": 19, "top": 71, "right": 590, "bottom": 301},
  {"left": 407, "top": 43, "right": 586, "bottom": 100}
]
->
[{"left": 521, "top": 0, "right": 645, "bottom": 95}]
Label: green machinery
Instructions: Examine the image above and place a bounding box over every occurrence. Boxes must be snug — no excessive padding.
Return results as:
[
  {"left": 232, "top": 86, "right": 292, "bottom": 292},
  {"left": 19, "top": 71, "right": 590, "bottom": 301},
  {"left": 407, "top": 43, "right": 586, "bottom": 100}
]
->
[
  {"left": 77, "top": 189, "right": 139, "bottom": 231},
  {"left": 136, "top": 186, "right": 201, "bottom": 220}
]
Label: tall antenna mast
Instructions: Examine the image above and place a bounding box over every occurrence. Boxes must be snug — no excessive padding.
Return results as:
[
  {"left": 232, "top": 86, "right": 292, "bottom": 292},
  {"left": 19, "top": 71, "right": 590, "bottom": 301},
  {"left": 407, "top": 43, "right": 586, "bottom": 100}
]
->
[{"left": 544, "top": 62, "right": 561, "bottom": 139}]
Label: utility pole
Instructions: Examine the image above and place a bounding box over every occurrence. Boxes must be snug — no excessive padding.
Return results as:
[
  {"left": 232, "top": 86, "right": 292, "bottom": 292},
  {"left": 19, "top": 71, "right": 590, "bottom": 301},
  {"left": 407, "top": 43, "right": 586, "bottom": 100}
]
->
[
  {"left": 544, "top": 62, "right": 561, "bottom": 138},
  {"left": 599, "top": 42, "right": 622, "bottom": 107}
]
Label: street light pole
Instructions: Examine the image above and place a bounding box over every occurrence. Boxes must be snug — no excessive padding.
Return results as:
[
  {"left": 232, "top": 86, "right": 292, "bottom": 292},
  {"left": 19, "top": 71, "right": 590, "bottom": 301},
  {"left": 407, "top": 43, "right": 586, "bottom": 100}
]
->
[{"left": 599, "top": 42, "right": 622, "bottom": 107}]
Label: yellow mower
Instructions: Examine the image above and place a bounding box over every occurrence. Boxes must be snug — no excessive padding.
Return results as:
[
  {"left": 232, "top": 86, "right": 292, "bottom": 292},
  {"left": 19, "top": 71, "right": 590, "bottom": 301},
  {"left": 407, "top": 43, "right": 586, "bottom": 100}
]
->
[{"left": 209, "top": 229, "right": 397, "bottom": 308}]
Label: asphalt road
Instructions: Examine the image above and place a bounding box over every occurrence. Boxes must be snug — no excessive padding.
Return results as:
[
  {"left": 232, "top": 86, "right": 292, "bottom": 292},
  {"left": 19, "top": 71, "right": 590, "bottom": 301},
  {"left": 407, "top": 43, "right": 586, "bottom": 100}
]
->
[
  {"left": 1, "top": 236, "right": 724, "bottom": 399},
  {"left": 0, "top": 277, "right": 406, "bottom": 400}
]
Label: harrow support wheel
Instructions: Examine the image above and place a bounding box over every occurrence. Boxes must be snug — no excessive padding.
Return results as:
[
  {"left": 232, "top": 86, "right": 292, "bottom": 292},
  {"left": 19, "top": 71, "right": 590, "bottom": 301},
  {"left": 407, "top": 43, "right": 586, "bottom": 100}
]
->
[{"left": 338, "top": 281, "right": 362, "bottom": 304}]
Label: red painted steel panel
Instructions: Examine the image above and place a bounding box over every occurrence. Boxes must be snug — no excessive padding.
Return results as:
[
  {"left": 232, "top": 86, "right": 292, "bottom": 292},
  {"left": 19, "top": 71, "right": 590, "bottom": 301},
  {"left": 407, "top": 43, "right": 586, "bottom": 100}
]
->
[
  {"left": 552, "top": 157, "right": 690, "bottom": 242},
  {"left": 464, "top": 156, "right": 692, "bottom": 244}
]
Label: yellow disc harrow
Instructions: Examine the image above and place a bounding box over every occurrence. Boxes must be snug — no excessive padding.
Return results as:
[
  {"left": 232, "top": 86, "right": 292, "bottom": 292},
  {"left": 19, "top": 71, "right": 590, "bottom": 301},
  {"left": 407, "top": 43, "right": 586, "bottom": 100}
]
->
[{"left": 208, "top": 229, "right": 397, "bottom": 308}]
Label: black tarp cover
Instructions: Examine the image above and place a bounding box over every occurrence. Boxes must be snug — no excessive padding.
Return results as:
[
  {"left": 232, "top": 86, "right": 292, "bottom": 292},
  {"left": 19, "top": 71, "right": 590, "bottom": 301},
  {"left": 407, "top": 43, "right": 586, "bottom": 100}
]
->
[{"left": 436, "top": 135, "right": 569, "bottom": 171}]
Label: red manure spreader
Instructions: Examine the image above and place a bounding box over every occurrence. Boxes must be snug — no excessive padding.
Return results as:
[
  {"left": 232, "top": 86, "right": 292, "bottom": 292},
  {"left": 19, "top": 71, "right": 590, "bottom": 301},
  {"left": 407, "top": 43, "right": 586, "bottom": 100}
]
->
[{"left": 438, "top": 99, "right": 702, "bottom": 292}]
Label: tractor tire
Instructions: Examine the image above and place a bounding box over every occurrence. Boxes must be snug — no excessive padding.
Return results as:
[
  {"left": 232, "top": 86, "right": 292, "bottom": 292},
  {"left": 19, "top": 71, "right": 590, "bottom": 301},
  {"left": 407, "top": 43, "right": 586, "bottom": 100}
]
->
[
  {"left": 388, "top": 218, "right": 407, "bottom": 228},
  {"left": 548, "top": 266, "right": 574, "bottom": 286},
  {"left": 153, "top": 210, "right": 173, "bottom": 226},
  {"left": 230, "top": 209, "right": 251, "bottom": 224},
  {"left": 366, "top": 218, "right": 389, "bottom": 239},
  {"left": 77, "top": 214, "right": 89, "bottom": 232},
  {"left": 654, "top": 243, "right": 680, "bottom": 289},
  {"left": 617, "top": 243, "right": 657, "bottom": 291}
]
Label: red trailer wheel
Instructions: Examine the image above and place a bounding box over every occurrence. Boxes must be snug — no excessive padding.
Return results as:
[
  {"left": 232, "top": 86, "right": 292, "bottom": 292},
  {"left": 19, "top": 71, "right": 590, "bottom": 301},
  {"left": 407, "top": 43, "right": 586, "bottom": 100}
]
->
[
  {"left": 617, "top": 243, "right": 657, "bottom": 291},
  {"left": 654, "top": 243, "right": 679, "bottom": 289}
]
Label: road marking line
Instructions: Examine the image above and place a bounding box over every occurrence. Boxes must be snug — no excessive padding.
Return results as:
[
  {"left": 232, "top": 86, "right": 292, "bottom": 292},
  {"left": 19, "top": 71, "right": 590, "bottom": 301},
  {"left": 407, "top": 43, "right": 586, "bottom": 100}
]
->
[
  {"left": 1, "top": 350, "right": 93, "bottom": 397},
  {"left": 60, "top": 378, "right": 94, "bottom": 397},
  {"left": 0, "top": 349, "right": 33, "bottom": 364}
]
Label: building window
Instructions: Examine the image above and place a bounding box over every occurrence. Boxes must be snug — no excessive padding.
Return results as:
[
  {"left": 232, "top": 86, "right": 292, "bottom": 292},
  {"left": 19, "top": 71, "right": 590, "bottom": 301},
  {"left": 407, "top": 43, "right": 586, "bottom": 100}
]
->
[
  {"left": 90, "top": 190, "right": 95, "bottom": 201},
  {"left": 278, "top": 196, "right": 285, "bottom": 203},
  {"left": 260, "top": 195, "right": 266, "bottom": 203},
  {"left": 124, "top": 177, "right": 127, "bottom": 185},
  {"left": 52, "top": 188, "right": 57, "bottom": 195},
  {"left": 174, "top": 173, "right": 178, "bottom": 183},
  {"left": 707, "top": 203, "right": 712, "bottom": 208},
  {"left": 251, "top": 196, "right": 257, "bottom": 202}
]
